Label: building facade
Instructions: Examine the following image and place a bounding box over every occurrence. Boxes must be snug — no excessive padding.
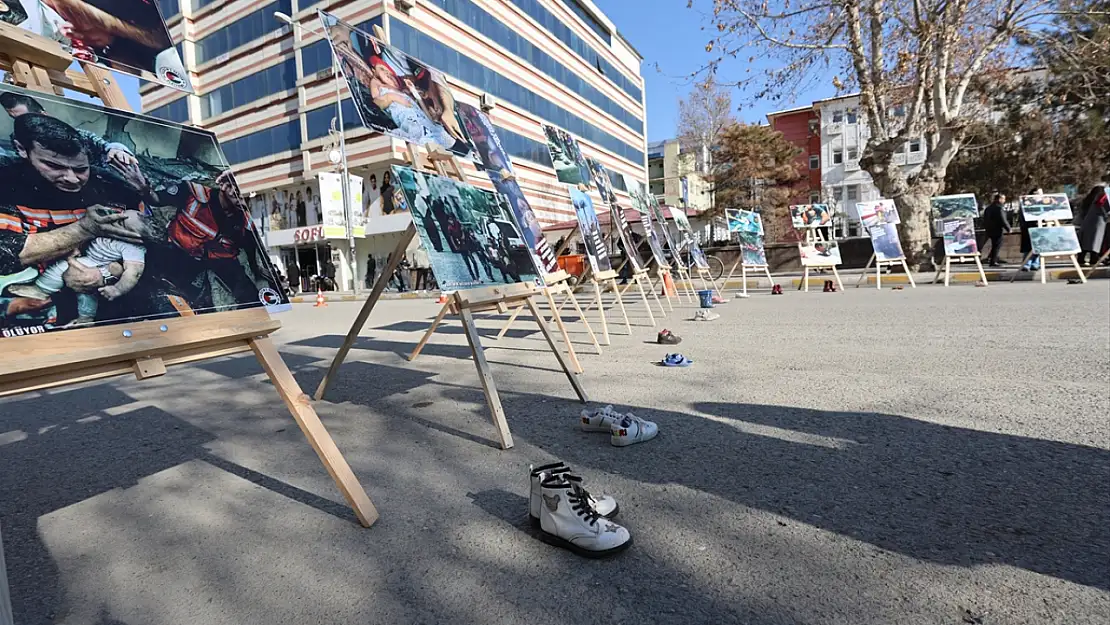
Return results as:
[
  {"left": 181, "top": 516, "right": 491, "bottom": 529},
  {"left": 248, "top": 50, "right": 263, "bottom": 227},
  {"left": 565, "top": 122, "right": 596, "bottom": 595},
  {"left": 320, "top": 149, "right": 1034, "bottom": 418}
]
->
[
  {"left": 142, "top": 0, "right": 648, "bottom": 291},
  {"left": 647, "top": 138, "right": 712, "bottom": 212}
]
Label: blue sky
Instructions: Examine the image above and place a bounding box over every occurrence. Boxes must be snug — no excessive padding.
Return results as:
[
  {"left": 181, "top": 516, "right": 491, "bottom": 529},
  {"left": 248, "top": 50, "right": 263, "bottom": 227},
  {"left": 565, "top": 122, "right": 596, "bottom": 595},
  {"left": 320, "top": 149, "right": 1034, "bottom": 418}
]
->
[{"left": 108, "top": 0, "right": 835, "bottom": 142}]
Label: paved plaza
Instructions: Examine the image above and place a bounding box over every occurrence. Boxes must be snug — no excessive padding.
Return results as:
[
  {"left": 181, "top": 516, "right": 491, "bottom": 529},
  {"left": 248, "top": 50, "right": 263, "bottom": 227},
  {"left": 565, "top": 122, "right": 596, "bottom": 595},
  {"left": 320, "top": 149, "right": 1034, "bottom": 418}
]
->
[{"left": 2, "top": 282, "right": 1108, "bottom": 624}]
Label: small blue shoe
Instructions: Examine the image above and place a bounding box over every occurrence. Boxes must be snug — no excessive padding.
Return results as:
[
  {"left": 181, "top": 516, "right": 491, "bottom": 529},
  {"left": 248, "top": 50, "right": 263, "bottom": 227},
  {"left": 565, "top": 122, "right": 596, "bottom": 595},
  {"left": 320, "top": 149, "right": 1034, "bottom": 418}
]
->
[{"left": 662, "top": 353, "right": 693, "bottom": 367}]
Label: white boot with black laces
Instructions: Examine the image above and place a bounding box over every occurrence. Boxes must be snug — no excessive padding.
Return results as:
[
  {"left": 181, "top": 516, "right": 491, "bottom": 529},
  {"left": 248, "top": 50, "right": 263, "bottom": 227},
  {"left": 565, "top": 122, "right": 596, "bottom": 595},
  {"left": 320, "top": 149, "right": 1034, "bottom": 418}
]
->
[
  {"left": 529, "top": 462, "right": 618, "bottom": 527},
  {"left": 538, "top": 477, "right": 632, "bottom": 558}
]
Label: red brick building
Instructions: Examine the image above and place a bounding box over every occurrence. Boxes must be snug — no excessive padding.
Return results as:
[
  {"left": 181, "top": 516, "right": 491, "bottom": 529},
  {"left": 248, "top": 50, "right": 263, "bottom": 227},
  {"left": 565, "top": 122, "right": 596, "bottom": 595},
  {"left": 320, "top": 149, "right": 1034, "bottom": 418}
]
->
[{"left": 766, "top": 105, "right": 821, "bottom": 241}]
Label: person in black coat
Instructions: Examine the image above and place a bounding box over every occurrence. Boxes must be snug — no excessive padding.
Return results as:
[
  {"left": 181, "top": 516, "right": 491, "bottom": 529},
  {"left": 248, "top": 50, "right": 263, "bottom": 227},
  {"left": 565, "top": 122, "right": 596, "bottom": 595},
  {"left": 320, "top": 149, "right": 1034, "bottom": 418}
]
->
[{"left": 981, "top": 193, "right": 1011, "bottom": 266}]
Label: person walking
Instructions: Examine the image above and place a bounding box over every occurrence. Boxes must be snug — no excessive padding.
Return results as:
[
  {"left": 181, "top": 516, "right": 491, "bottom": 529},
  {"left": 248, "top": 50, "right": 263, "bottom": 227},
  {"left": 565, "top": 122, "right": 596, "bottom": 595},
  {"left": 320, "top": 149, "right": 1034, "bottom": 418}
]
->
[
  {"left": 1020, "top": 187, "right": 1043, "bottom": 272},
  {"left": 981, "top": 193, "right": 1011, "bottom": 266},
  {"left": 287, "top": 263, "right": 301, "bottom": 294},
  {"left": 365, "top": 254, "right": 377, "bottom": 288},
  {"left": 1077, "top": 185, "right": 1108, "bottom": 266}
]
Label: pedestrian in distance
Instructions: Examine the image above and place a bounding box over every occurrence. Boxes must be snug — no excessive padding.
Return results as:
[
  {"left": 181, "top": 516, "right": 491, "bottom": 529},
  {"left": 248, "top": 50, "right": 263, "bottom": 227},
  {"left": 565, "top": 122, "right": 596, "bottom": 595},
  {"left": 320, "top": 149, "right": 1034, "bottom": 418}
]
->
[
  {"left": 981, "top": 193, "right": 1011, "bottom": 266},
  {"left": 1077, "top": 184, "right": 1108, "bottom": 267}
]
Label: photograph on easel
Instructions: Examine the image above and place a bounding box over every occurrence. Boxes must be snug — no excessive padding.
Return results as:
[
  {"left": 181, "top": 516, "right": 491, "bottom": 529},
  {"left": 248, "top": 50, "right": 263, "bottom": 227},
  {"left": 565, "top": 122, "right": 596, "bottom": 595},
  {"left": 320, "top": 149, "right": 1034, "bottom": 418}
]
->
[
  {"left": 799, "top": 240, "right": 842, "bottom": 266},
  {"left": 319, "top": 10, "right": 477, "bottom": 160},
  {"left": 0, "top": 85, "right": 288, "bottom": 338},
  {"left": 738, "top": 231, "right": 767, "bottom": 265},
  {"left": 13, "top": 0, "right": 192, "bottom": 92},
  {"left": 1, "top": 0, "right": 29, "bottom": 24},
  {"left": 456, "top": 102, "right": 558, "bottom": 274},
  {"left": 856, "top": 198, "right": 901, "bottom": 229},
  {"left": 726, "top": 208, "right": 763, "bottom": 235},
  {"left": 391, "top": 165, "right": 541, "bottom": 291},
  {"left": 647, "top": 193, "right": 679, "bottom": 252},
  {"left": 570, "top": 186, "right": 612, "bottom": 274},
  {"left": 640, "top": 207, "right": 668, "bottom": 267},
  {"left": 789, "top": 203, "right": 832, "bottom": 228},
  {"left": 689, "top": 241, "right": 711, "bottom": 270},
  {"left": 542, "top": 124, "right": 591, "bottom": 186},
  {"left": 942, "top": 218, "right": 979, "bottom": 255},
  {"left": 1029, "top": 226, "right": 1081, "bottom": 255},
  {"left": 629, "top": 180, "right": 650, "bottom": 215},
  {"left": 868, "top": 223, "right": 905, "bottom": 260},
  {"left": 609, "top": 202, "right": 643, "bottom": 271},
  {"left": 1020, "top": 193, "right": 1073, "bottom": 222},
  {"left": 931, "top": 193, "right": 979, "bottom": 220},
  {"left": 586, "top": 157, "right": 615, "bottom": 203}
]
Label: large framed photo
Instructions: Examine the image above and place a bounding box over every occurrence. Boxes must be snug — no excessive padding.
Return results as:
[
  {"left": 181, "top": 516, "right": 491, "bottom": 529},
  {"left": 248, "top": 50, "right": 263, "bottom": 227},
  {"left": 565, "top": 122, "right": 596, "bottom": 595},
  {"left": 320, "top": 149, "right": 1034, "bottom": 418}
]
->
[
  {"left": 609, "top": 202, "right": 643, "bottom": 272},
  {"left": 456, "top": 103, "right": 557, "bottom": 274},
  {"left": 931, "top": 193, "right": 979, "bottom": 220},
  {"left": 799, "top": 240, "right": 842, "bottom": 266},
  {"left": 688, "top": 241, "right": 710, "bottom": 270},
  {"left": 391, "top": 165, "right": 541, "bottom": 291},
  {"left": 629, "top": 180, "right": 650, "bottom": 215},
  {"left": 0, "top": 85, "right": 288, "bottom": 338},
  {"left": 320, "top": 10, "right": 476, "bottom": 160},
  {"left": 570, "top": 186, "right": 611, "bottom": 274},
  {"left": 941, "top": 218, "right": 978, "bottom": 256},
  {"left": 868, "top": 223, "right": 905, "bottom": 261},
  {"left": 856, "top": 198, "right": 900, "bottom": 229},
  {"left": 12, "top": 0, "right": 192, "bottom": 92},
  {"left": 726, "top": 208, "right": 763, "bottom": 235},
  {"left": 738, "top": 231, "right": 767, "bottom": 266},
  {"left": 789, "top": 204, "right": 832, "bottom": 228},
  {"left": 1020, "top": 193, "right": 1073, "bottom": 222},
  {"left": 542, "top": 124, "right": 591, "bottom": 186},
  {"left": 640, "top": 208, "right": 668, "bottom": 267},
  {"left": 586, "top": 157, "right": 615, "bottom": 203},
  {"left": 1029, "top": 226, "right": 1081, "bottom": 256},
  {"left": 647, "top": 194, "right": 678, "bottom": 252}
]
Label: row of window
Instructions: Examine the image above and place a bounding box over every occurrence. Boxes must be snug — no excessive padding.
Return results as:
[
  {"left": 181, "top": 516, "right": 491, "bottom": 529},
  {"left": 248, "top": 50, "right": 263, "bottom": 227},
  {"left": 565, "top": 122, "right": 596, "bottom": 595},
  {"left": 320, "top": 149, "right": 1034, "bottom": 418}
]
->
[
  {"left": 392, "top": 20, "right": 644, "bottom": 165},
  {"left": 813, "top": 140, "right": 921, "bottom": 168},
  {"left": 221, "top": 119, "right": 301, "bottom": 165},
  {"left": 422, "top": 0, "right": 642, "bottom": 132},
  {"left": 195, "top": 0, "right": 292, "bottom": 65},
  {"left": 158, "top": 0, "right": 179, "bottom": 20},
  {"left": 201, "top": 59, "right": 297, "bottom": 119},
  {"left": 506, "top": 0, "right": 640, "bottom": 102},
  {"left": 559, "top": 0, "right": 610, "bottom": 44},
  {"left": 304, "top": 98, "right": 362, "bottom": 142},
  {"left": 300, "top": 17, "right": 383, "bottom": 76},
  {"left": 828, "top": 104, "right": 909, "bottom": 125},
  {"left": 147, "top": 97, "right": 189, "bottom": 123}
]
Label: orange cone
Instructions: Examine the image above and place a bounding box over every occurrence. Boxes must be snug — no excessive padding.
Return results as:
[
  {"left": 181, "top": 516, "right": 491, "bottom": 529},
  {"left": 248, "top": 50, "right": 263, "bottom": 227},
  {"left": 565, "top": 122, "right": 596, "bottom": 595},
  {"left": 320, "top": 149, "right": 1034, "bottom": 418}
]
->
[
  {"left": 436, "top": 292, "right": 448, "bottom": 304},
  {"left": 314, "top": 289, "right": 327, "bottom": 307},
  {"left": 662, "top": 273, "right": 677, "bottom": 296}
]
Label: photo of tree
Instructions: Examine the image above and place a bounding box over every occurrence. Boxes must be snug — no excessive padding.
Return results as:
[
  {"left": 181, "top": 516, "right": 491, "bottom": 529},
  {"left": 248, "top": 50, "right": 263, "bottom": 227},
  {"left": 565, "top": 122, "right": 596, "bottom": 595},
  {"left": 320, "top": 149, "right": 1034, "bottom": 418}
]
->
[
  {"left": 1020, "top": 193, "right": 1073, "bottom": 222},
  {"left": 942, "top": 218, "right": 979, "bottom": 256},
  {"left": 789, "top": 204, "right": 832, "bottom": 228},
  {"left": 0, "top": 85, "right": 287, "bottom": 338},
  {"left": 392, "top": 165, "right": 541, "bottom": 291},
  {"left": 930, "top": 193, "right": 979, "bottom": 220},
  {"left": 542, "top": 124, "right": 591, "bottom": 186},
  {"left": 1029, "top": 226, "right": 1081, "bottom": 255}
]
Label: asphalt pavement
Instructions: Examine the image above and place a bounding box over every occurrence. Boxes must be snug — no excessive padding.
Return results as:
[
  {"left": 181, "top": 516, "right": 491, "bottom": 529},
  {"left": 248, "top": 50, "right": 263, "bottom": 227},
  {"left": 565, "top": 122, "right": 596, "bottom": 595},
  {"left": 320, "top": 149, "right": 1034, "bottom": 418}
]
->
[{"left": 2, "top": 281, "right": 1108, "bottom": 625}]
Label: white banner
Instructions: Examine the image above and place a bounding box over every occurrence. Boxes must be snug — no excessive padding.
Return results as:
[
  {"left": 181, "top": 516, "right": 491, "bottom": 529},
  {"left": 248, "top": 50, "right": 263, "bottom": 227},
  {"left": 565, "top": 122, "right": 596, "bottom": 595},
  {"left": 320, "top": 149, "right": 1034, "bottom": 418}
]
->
[{"left": 318, "top": 172, "right": 365, "bottom": 238}]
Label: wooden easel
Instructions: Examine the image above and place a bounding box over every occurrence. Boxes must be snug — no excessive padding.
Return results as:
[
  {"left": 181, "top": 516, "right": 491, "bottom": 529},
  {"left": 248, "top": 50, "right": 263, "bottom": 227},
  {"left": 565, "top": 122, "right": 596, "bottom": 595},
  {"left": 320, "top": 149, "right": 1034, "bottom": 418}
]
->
[
  {"left": 798, "top": 229, "right": 844, "bottom": 291},
  {"left": 1008, "top": 218, "right": 1087, "bottom": 284},
  {"left": 1085, "top": 249, "right": 1110, "bottom": 281},
  {"left": 722, "top": 255, "right": 775, "bottom": 295},
  {"left": 932, "top": 252, "right": 988, "bottom": 286},
  {"left": 855, "top": 252, "right": 916, "bottom": 289},
  {"left": 0, "top": 25, "right": 379, "bottom": 529},
  {"left": 315, "top": 143, "right": 587, "bottom": 448}
]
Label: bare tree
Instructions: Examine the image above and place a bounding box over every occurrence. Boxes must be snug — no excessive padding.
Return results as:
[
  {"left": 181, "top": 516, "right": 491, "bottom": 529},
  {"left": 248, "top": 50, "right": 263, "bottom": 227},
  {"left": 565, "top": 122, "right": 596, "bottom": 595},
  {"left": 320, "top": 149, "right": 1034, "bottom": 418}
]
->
[
  {"left": 677, "top": 78, "right": 737, "bottom": 194},
  {"left": 698, "top": 0, "right": 1065, "bottom": 267}
]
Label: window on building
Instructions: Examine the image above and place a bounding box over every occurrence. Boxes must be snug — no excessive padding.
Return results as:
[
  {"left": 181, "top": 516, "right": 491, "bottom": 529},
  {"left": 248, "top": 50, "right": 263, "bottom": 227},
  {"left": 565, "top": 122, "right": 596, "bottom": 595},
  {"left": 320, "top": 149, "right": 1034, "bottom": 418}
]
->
[
  {"left": 809, "top": 154, "right": 819, "bottom": 170},
  {"left": 147, "top": 97, "right": 189, "bottom": 123},
  {"left": 560, "top": 0, "right": 612, "bottom": 43},
  {"left": 832, "top": 149, "right": 843, "bottom": 165},
  {"left": 200, "top": 59, "right": 296, "bottom": 118},
  {"left": 608, "top": 169, "right": 628, "bottom": 193},
  {"left": 809, "top": 191, "right": 821, "bottom": 203},
  {"left": 846, "top": 184, "right": 859, "bottom": 202},
  {"left": 304, "top": 98, "right": 362, "bottom": 142},
  {"left": 832, "top": 111, "right": 844, "bottom": 123},
  {"left": 301, "top": 17, "right": 382, "bottom": 76},
  {"left": 892, "top": 104, "right": 906, "bottom": 117},
  {"left": 158, "top": 0, "right": 179, "bottom": 19},
  {"left": 847, "top": 147, "right": 858, "bottom": 161},
  {"left": 220, "top": 119, "right": 300, "bottom": 165},
  {"left": 494, "top": 125, "right": 555, "bottom": 167},
  {"left": 391, "top": 21, "right": 645, "bottom": 165},
  {"left": 195, "top": 0, "right": 293, "bottom": 65},
  {"left": 909, "top": 139, "right": 922, "bottom": 153},
  {"left": 846, "top": 110, "right": 858, "bottom": 124}
]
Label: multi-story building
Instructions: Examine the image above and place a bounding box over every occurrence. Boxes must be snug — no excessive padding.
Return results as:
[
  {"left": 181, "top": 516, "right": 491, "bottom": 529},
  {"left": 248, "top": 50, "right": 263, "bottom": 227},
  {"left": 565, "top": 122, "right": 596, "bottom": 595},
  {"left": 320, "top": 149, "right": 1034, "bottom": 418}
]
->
[
  {"left": 766, "top": 105, "right": 821, "bottom": 205},
  {"left": 142, "top": 0, "right": 648, "bottom": 290},
  {"left": 646, "top": 138, "right": 712, "bottom": 212}
]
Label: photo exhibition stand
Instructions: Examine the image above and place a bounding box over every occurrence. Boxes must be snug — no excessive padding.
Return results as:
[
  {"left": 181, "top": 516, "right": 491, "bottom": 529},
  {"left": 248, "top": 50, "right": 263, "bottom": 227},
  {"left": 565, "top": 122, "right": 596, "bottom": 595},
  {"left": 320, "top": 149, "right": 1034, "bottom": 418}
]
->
[
  {"left": 722, "top": 254, "right": 775, "bottom": 296},
  {"left": 855, "top": 249, "right": 916, "bottom": 289},
  {"left": 0, "top": 24, "right": 379, "bottom": 535},
  {"left": 798, "top": 229, "right": 844, "bottom": 291},
  {"left": 315, "top": 143, "right": 587, "bottom": 449},
  {"left": 931, "top": 235, "right": 988, "bottom": 287},
  {"left": 1008, "top": 217, "right": 1087, "bottom": 285},
  {"left": 1085, "top": 249, "right": 1110, "bottom": 281}
]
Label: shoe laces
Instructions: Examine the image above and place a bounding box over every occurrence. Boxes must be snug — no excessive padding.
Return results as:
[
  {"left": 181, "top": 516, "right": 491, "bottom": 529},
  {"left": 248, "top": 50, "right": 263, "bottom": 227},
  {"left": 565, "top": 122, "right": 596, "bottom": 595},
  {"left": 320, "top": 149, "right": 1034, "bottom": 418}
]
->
[{"left": 567, "top": 483, "right": 601, "bottom": 527}]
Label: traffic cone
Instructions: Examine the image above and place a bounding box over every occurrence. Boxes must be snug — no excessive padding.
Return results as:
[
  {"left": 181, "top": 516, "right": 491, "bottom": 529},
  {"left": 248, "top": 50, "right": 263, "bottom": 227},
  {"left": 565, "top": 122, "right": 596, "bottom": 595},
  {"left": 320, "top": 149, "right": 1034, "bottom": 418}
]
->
[
  {"left": 314, "top": 289, "right": 327, "bottom": 307},
  {"left": 436, "top": 292, "right": 448, "bottom": 304},
  {"left": 662, "top": 273, "right": 677, "bottom": 296}
]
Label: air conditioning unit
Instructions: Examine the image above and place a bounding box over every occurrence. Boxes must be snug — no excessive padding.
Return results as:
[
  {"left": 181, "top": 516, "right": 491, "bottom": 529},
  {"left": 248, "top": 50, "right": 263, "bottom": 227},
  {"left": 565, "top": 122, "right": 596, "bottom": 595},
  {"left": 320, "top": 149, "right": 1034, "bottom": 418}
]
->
[
  {"left": 480, "top": 93, "right": 497, "bottom": 112},
  {"left": 845, "top": 160, "right": 860, "bottom": 172},
  {"left": 826, "top": 122, "right": 843, "bottom": 135},
  {"left": 394, "top": 0, "right": 416, "bottom": 13}
]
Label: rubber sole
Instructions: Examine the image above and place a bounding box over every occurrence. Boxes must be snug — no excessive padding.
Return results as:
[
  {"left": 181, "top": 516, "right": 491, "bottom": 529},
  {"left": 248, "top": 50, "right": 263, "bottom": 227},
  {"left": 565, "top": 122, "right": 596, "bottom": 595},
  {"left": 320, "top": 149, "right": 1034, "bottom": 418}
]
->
[
  {"left": 539, "top": 530, "right": 633, "bottom": 559},
  {"left": 611, "top": 429, "right": 659, "bottom": 447}
]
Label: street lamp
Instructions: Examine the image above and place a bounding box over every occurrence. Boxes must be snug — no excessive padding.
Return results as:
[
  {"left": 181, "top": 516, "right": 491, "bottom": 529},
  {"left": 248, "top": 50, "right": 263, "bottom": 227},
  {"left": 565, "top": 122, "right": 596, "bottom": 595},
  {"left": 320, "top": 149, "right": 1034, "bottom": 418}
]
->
[{"left": 274, "top": 11, "right": 359, "bottom": 294}]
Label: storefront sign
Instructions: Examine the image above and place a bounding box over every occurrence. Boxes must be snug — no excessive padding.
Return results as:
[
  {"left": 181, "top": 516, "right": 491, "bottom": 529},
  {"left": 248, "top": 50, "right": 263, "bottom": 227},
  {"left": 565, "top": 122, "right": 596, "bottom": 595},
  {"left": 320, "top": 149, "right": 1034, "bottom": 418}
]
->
[{"left": 293, "top": 225, "right": 326, "bottom": 244}]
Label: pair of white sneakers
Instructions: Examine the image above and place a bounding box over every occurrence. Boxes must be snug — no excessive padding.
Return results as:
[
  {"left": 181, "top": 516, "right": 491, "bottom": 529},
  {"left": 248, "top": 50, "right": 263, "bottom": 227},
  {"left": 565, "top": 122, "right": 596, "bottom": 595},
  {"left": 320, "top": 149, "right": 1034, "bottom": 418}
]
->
[
  {"left": 580, "top": 405, "right": 659, "bottom": 447},
  {"left": 529, "top": 462, "right": 631, "bottom": 557}
]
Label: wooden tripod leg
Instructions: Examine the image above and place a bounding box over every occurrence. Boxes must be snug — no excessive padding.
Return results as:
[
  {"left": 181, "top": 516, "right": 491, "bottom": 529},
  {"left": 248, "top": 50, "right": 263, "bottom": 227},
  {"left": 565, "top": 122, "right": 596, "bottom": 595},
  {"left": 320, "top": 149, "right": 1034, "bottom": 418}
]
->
[
  {"left": 903, "top": 259, "right": 917, "bottom": 288},
  {"left": 660, "top": 272, "right": 675, "bottom": 311},
  {"left": 250, "top": 336, "right": 379, "bottom": 527},
  {"left": 645, "top": 274, "right": 668, "bottom": 317},
  {"left": 409, "top": 301, "right": 452, "bottom": 361},
  {"left": 1085, "top": 250, "right": 1109, "bottom": 280},
  {"left": 525, "top": 297, "right": 588, "bottom": 403},
  {"left": 1010, "top": 252, "right": 1033, "bottom": 283},
  {"left": 609, "top": 278, "right": 631, "bottom": 334},
  {"left": 564, "top": 288, "right": 602, "bottom": 354},
  {"left": 764, "top": 266, "right": 775, "bottom": 290},
  {"left": 1070, "top": 254, "right": 1088, "bottom": 283},
  {"left": 944, "top": 257, "right": 952, "bottom": 287},
  {"left": 457, "top": 306, "right": 514, "bottom": 450},
  {"left": 974, "top": 255, "right": 989, "bottom": 285},
  {"left": 741, "top": 264, "right": 749, "bottom": 295},
  {"left": 876, "top": 262, "right": 882, "bottom": 289},
  {"left": 1040, "top": 258, "right": 1048, "bottom": 284},
  {"left": 634, "top": 274, "right": 657, "bottom": 326},
  {"left": 592, "top": 281, "right": 610, "bottom": 345},
  {"left": 857, "top": 254, "right": 875, "bottom": 288},
  {"left": 496, "top": 304, "right": 525, "bottom": 340},
  {"left": 316, "top": 225, "right": 415, "bottom": 400},
  {"left": 802, "top": 267, "right": 810, "bottom": 292},
  {"left": 724, "top": 256, "right": 741, "bottom": 290},
  {"left": 831, "top": 266, "right": 844, "bottom": 292},
  {"left": 544, "top": 288, "right": 583, "bottom": 374}
]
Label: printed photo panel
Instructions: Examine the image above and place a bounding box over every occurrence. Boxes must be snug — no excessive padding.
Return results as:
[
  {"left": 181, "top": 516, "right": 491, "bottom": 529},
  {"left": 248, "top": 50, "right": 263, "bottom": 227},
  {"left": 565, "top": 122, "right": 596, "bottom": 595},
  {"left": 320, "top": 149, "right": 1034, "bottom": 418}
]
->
[
  {"left": 570, "top": 186, "right": 611, "bottom": 274},
  {"left": 931, "top": 194, "right": 979, "bottom": 220},
  {"left": 542, "top": 124, "right": 591, "bottom": 186}
]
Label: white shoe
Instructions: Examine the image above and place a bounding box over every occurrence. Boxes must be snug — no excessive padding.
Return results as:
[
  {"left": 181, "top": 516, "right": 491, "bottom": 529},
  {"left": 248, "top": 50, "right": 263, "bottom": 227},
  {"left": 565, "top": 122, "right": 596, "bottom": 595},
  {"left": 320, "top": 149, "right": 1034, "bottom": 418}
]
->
[
  {"left": 539, "top": 477, "right": 632, "bottom": 558},
  {"left": 693, "top": 309, "right": 720, "bottom": 321},
  {"left": 611, "top": 414, "right": 659, "bottom": 447},
  {"left": 529, "top": 462, "right": 617, "bottom": 526},
  {"left": 580, "top": 404, "right": 624, "bottom": 432}
]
